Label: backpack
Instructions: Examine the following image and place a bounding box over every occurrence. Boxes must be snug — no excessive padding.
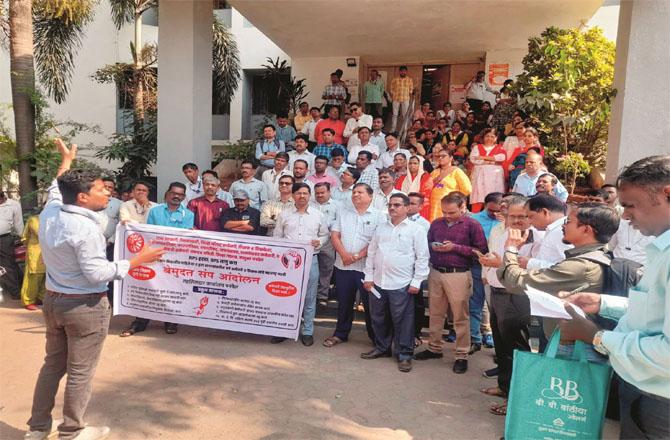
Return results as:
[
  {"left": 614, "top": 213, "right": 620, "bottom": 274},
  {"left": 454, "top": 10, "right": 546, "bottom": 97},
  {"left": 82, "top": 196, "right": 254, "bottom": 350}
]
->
[{"left": 581, "top": 250, "right": 644, "bottom": 330}]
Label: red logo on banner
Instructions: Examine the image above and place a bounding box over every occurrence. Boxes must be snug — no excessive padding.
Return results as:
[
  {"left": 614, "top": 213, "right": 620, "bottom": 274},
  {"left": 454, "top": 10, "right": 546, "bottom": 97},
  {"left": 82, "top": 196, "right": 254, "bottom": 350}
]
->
[
  {"left": 195, "top": 296, "right": 209, "bottom": 316},
  {"left": 128, "top": 266, "right": 156, "bottom": 281},
  {"left": 280, "top": 250, "right": 302, "bottom": 269},
  {"left": 265, "top": 281, "right": 297, "bottom": 297},
  {"left": 126, "top": 233, "right": 145, "bottom": 253}
]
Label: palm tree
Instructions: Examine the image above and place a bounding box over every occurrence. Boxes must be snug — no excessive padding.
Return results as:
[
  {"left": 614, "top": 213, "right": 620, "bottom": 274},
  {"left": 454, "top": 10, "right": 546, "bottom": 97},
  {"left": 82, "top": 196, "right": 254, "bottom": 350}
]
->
[{"left": 4, "top": 0, "right": 95, "bottom": 208}]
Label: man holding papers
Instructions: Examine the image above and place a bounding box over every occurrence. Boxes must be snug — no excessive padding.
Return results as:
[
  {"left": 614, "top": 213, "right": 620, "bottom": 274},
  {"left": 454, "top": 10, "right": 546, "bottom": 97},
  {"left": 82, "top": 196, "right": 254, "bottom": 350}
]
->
[{"left": 560, "top": 155, "right": 670, "bottom": 439}]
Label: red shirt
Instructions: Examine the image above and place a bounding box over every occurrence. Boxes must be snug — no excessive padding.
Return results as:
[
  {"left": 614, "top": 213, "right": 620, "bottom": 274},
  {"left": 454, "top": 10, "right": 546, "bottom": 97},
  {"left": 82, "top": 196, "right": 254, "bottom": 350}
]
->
[
  {"left": 314, "top": 119, "right": 346, "bottom": 144},
  {"left": 187, "top": 196, "right": 229, "bottom": 231}
]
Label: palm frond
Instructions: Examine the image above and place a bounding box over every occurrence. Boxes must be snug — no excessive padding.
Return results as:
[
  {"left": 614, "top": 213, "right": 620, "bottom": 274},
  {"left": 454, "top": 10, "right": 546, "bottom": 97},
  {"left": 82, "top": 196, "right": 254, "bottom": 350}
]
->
[
  {"left": 33, "top": 0, "right": 95, "bottom": 104},
  {"left": 108, "top": 0, "right": 136, "bottom": 28},
  {"left": 213, "top": 17, "right": 240, "bottom": 105}
]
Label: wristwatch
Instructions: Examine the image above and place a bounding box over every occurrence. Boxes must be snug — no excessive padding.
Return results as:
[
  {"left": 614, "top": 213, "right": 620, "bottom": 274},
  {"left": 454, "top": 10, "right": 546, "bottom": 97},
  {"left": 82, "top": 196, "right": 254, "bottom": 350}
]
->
[{"left": 592, "top": 330, "right": 609, "bottom": 355}]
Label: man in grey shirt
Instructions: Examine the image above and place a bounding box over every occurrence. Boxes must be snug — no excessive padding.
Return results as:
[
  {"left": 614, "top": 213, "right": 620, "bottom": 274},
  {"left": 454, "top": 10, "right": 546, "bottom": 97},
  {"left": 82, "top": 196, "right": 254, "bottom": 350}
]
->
[{"left": 25, "top": 140, "right": 164, "bottom": 440}]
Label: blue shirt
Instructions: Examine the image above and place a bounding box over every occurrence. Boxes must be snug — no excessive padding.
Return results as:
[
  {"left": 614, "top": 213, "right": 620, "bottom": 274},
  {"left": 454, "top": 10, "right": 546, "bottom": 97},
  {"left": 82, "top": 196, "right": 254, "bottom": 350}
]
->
[
  {"left": 255, "top": 139, "right": 285, "bottom": 168},
  {"left": 147, "top": 203, "right": 194, "bottom": 229},
  {"left": 600, "top": 228, "right": 670, "bottom": 398},
  {"left": 313, "top": 143, "right": 347, "bottom": 160},
  {"left": 512, "top": 172, "right": 569, "bottom": 201},
  {"left": 471, "top": 210, "right": 501, "bottom": 240},
  {"left": 39, "top": 181, "right": 130, "bottom": 294},
  {"left": 276, "top": 125, "right": 297, "bottom": 148}
]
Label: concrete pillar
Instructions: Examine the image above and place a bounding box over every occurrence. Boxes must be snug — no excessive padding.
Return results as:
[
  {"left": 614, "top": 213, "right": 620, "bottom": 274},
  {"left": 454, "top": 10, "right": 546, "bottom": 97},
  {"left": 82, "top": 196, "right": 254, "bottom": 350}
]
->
[
  {"left": 157, "top": 0, "right": 213, "bottom": 196},
  {"left": 605, "top": 0, "right": 670, "bottom": 182}
]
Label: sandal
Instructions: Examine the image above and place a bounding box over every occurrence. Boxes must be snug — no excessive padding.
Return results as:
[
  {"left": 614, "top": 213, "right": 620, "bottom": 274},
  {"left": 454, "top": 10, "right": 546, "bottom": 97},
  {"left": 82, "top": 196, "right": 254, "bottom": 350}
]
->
[
  {"left": 489, "top": 402, "right": 507, "bottom": 416},
  {"left": 120, "top": 322, "right": 146, "bottom": 337},
  {"left": 480, "top": 387, "right": 506, "bottom": 398},
  {"left": 323, "top": 336, "right": 346, "bottom": 348}
]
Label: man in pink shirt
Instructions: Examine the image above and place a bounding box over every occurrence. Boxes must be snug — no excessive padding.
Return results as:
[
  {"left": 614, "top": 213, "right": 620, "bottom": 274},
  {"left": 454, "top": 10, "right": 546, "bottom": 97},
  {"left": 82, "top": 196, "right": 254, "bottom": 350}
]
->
[
  {"left": 308, "top": 155, "right": 339, "bottom": 188},
  {"left": 315, "top": 106, "right": 345, "bottom": 145}
]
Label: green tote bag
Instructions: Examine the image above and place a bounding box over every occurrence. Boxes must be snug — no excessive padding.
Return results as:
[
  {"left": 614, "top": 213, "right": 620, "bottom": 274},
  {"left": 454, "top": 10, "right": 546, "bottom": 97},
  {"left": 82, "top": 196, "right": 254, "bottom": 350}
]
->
[{"left": 505, "top": 330, "right": 612, "bottom": 439}]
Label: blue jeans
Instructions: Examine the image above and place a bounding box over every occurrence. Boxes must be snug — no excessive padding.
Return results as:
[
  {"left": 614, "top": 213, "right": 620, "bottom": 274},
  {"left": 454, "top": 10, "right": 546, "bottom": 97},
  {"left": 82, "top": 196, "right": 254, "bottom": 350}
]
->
[
  {"left": 618, "top": 377, "right": 670, "bottom": 439},
  {"left": 369, "top": 285, "right": 415, "bottom": 361},
  {"left": 301, "top": 257, "right": 320, "bottom": 336},
  {"left": 333, "top": 268, "right": 374, "bottom": 341},
  {"left": 469, "top": 264, "right": 486, "bottom": 344}
]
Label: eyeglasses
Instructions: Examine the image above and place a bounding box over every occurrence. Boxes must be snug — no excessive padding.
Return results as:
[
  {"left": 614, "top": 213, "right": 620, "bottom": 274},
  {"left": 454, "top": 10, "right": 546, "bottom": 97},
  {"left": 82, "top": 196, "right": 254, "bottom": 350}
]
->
[
  {"left": 279, "top": 181, "right": 292, "bottom": 186},
  {"left": 350, "top": 107, "right": 359, "bottom": 112}
]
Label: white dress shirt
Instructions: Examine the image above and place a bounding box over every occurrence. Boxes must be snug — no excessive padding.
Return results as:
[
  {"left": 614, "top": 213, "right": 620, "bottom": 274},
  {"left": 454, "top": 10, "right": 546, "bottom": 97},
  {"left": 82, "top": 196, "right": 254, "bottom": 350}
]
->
[
  {"left": 185, "top": 176, "right": 204, "bottom": 202},
  {"left": 408, "top": 212, "right": 430, "bottom": 232},
  {"left": 376, "top": 147, "right": 411, "bottom": 169},
  {"left": 39, "top": 181, "right": 130, "bottom": 294},
  {"left": 301, "top": 118, "right": 320, "bottom": 143},
  {"left": 363, "top": 217, "right": 430, "bottom": 289},
  {"left": 485, "top": 228, "right": 534, "bottom": 288},
  {"left": 608, "top": 218, "right": 655, "bottom": 265},
  {"left": 273, "top": 206, "right": 330, "bottom": 253},
  {"left": 526, "top": 216, "right": 573, "bottom": 270},
  {"left": 347, "top": 143, "right": 380, "bottom": 165},
  {"left": 98, "top": 197, "right": 122, "bottom": 242},
  {"left": 312, "top": 198, "right": 341, "bottom": 229},
  {"left": 344, "top": 114, "right": 374, "bottom": 148},
  {"left": 262, "top": 167, "right": 292, "bottom": 201},
  {"left": 0, "top": 197, "right": 24, "bottom": 235},
  {"left": 119, "top": 199, "right": 157, "bottom": 224},
  {"left": 332, "top": 205, "right": 385, "bottom": 272},
  {"left": 331, "top": 186, "right": 354, "bottom": 210},
  {"left": 288, "top": 150, "right": 316, "bottom": 172},
  {"left": 370, "top": 131, "right": 387, "bottom": 155},
  {"left": 372, "top": 188, "right": 403, "bottom": 212}
]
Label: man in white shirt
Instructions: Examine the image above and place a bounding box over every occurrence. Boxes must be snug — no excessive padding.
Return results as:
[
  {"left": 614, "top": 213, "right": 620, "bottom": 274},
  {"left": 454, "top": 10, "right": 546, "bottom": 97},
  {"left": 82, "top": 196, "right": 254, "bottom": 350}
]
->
[
  {"left": 301, "top": 107, "right": 323, "bottom": 144},
  {"left": 377, "top": 132, "right": 411, "bottom": 169},
  {"left": 288, "top": 134, "right": 316, "bottom": 172},
  {"left": 0, "top": 190, "right": 24, "bottom": 299},
  {"left": 331, "top": 167, "right": 359, "bottom": 210},
  {"left": 343, "top": 102, "right": 373, "bottom": 148},
  {"left": 355, "top": 151, "right": 380, "bottom": 192},
  {"left": 523, "top": 194, "right": 572, "bottom": 270},
  {"left": 369, "top": 117, "right": 387, "bottom": 155},
  {"left": 464, "top": 70, "right": 498, "bottom": 114},
  {"left": 272, "top": 182, "right": 329, "bottom": 347},
  {"left": 182, "top": 163, "right": 204, "bottom": 202},
  {"left": 512, "top": 152, "right": 569, "bottom": 202},
  {"left": 260, "top": 175, "right": 294, "bottom": 236},
  {"left": 347, "top": 127, "right": 379, "bottom": 165},
  {"left": 362, "top": 193, "right": 429, "bottom": 372},
  {"left": 608, "top": 218, "right": 654, "bottom": 265},
  {"left": 323, "top": 183, "right": 385, "bottom": 348},
  {"left": 312, "top": 182, "right": 341, "bottom": 302},
  {"left": 407, "top": 192, "right": 430, "bottom": 231},
  {"left": 372, "top": 168, "right": 402, "bottom": 212},
  {"left": 261, "top": 152, "right": 292, "bottom": 201},
  {"left": 326, "top": 149, "right": 348, "bottom": 180}
]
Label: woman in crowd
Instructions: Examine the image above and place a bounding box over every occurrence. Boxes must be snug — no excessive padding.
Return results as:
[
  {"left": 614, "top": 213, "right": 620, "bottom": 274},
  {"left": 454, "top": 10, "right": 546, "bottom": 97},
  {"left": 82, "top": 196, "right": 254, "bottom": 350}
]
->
[
  {"left": 469, "top": 128, "right": 507, "bottom": 212},
  {"left": 405, "top": 131, "right": 426, "bottom": 156},
  {"left": 396, "top": 155, "right": 433, "bottom": 219},
  {"left": 445, "top": 120, "right": 469, "bottom": 152},
  {"left": 502, "top": 121, "right": 526, "bottom": 158},
  {"left": 20, "top": 214, "right": 46, "bottom": 310},
  {"left": 506, "top": 126, "right": 544, "bottom": 189},
  {"left": 436, "top": 101, "right": 455, "bottom": 127},
  {"left": 457, "top": 101, "right": 470, "bottom": 123},
  {"left": 480, "top": 101, "right": 494, "bottom": 127},
  {"left": 428, "top": 150, "right": 472, "bottom": 221}
]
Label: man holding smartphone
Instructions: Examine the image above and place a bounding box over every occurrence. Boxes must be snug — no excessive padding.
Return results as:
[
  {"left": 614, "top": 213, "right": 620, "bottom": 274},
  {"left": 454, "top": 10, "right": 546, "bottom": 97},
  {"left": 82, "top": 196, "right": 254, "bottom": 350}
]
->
[{"left": 414, "top": 193, "right": 488, "bottom": 374}]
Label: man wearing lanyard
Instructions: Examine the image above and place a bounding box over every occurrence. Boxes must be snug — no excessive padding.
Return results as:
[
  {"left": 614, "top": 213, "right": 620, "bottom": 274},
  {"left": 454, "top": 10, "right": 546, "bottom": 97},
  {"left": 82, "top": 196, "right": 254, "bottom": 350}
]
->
[
  {"left": 182, "top": 162, "right": 203, "bottom": 202},
  {"left": 271, "top": 183, "right": 329, "bottom": 346},
  {"left": 25, "top": 139, "right": 164, "bottom": 440},
  {"left": 560, "top": 155, "right": 670, "bottom": 439},
  {"left": 120, "top": 182, "right": 194, "bottom": 337}
]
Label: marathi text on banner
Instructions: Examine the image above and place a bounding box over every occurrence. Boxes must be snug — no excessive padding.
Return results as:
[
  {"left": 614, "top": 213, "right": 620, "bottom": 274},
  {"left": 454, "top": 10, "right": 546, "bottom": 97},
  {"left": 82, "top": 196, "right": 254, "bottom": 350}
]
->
[{"left": 113, "top": 223, "right": 313, "bottom": 340}]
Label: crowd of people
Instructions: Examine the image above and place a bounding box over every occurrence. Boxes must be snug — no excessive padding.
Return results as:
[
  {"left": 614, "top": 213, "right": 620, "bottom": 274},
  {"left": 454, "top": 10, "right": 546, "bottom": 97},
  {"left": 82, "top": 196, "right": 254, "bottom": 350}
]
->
[{"left": 1, "top": 70, "right": 667, "bottom": 440}]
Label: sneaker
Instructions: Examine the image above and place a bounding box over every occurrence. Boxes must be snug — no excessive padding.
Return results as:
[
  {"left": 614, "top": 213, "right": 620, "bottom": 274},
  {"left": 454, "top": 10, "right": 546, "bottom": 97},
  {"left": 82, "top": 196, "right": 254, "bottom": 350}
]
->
[
  {"left": 453, "top": 359, "right": 468, "bottom": 374},
  {"left": 301, "top": 334, "right": 314, "bottom": 346},
  {"left": 483, "top": 367, "right": 499, "bottom": 378},
  {"left": 398, "top": 359, "right": 413, "bottom": 372},
  {"left": 469, "top": 343, "right": 482, "bottom": 355},
  {"left": 71, "top": 426, "right": 111, "bottom": 440},
  {"left": 443, "top": 329, "right": 456, "bottom": 343},
  {"left": 24, "top": 419, "right": 62, "bottom": 440},
  {"left": 483, "top": 333, "right": 495, "bottom": 348},
  {"left": 414, "top": 350, "right": 443, "bottom": 360}
]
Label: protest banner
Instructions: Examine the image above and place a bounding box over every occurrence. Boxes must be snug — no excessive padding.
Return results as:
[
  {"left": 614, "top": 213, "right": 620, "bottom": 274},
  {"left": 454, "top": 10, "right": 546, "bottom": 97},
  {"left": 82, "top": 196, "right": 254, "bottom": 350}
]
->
[{"left": 114, "top": 223, "right": 313, "bottom": 340}]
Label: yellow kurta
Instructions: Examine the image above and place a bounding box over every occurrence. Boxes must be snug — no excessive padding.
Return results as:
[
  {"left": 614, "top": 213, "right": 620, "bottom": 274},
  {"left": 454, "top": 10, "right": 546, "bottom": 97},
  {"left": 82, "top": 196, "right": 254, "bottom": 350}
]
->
[
  {"left": 20, "top": 216, "right": 46, "bottom": 306},
  {"left": 428, "top": 167, "right": 472, "bottom": 222}
]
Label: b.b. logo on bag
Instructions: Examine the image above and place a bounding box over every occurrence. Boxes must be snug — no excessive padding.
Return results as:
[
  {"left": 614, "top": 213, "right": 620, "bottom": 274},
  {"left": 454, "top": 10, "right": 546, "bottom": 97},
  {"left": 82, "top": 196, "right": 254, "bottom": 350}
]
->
[{"left": 541, "top": 377, "right": 583, "bottom": 403}]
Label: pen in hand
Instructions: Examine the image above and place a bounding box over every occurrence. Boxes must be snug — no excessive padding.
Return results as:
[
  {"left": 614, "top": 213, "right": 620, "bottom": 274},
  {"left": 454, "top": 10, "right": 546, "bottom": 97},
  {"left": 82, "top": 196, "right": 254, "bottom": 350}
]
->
[{"left": 560, "top": 283, "right": 590, "bottom": 299}]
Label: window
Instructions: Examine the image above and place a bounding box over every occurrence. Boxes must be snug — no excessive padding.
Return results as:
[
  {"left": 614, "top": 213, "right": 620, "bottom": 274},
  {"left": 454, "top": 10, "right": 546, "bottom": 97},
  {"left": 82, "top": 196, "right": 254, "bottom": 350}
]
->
[
  {"left": 251, "top": 73, "right": 289, "bottom": 115},
  {"left": 213, "top": 0, "right": 230, "bottom": 10}
]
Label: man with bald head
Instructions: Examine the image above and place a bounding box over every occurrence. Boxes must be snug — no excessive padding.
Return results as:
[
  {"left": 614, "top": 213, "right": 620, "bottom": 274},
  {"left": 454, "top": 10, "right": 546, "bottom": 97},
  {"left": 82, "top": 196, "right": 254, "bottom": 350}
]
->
[{"left": 512, "top": 152, "right": 568, "bottom": 201}]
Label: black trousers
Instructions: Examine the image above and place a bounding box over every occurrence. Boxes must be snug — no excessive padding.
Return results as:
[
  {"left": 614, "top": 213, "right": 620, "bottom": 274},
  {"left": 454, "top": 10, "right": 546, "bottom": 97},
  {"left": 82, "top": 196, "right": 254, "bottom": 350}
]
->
[
  {"left": 466, "top": 98, "right": 484, "bottom": 115},
  {"left": 0, "top": 234, "right": 21, "bottom": 298},
  {"left": 490, "top": 288, "right": 531, "bottom": 394}
]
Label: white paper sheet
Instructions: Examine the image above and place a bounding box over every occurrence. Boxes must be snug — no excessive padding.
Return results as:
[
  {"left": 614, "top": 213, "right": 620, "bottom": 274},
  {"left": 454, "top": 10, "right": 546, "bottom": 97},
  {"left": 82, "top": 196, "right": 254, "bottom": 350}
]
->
[{"left": 525, "top": 285, "right": 586, "bottom": 320}]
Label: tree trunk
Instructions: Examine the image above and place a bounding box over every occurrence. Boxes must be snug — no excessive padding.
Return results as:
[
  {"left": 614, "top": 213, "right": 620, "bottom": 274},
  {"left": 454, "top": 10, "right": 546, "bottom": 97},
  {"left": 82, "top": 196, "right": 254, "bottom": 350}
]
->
[{"left": 9, "top": 0, "right": 37, "bottom": 210}]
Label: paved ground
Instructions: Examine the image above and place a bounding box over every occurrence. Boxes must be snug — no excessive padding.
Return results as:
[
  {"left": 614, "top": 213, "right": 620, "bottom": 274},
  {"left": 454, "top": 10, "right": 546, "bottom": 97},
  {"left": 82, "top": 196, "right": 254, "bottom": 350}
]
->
[{"left": 0, "top": 301, "right": 619, "bottom": 439}]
